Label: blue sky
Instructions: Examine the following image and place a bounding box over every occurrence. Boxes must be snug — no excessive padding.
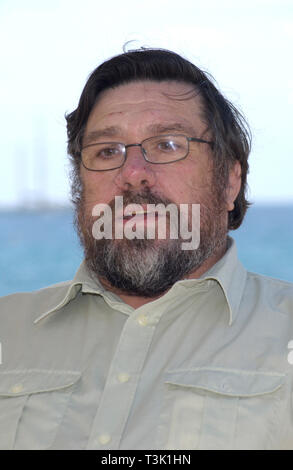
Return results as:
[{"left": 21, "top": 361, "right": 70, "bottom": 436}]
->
[{"left": 0, "top": 0, "right": 292, "bottom": 208}]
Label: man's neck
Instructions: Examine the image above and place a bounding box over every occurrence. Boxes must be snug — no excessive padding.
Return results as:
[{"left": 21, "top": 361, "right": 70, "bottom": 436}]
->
[{"left": 98, "top": 243, "right": 228, "bottom": 309}]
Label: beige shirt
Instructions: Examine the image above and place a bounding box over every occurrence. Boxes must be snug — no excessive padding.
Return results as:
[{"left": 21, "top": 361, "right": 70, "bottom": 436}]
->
[{"left": 0, "top": 238, "right": 293, "bottom": 450}]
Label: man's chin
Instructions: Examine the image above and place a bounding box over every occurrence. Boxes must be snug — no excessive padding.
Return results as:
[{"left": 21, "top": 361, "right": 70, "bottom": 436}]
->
[
  {"left": 84, "top": 237, "right": 206, "bottom": 298},
  {"left": 107, "top": 235, "right": 169, "bottom": 251}
]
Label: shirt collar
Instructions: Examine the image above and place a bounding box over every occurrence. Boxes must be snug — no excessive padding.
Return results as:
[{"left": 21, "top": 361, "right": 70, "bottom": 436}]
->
[
  {"left": 34, "top": 237, "right": 246, "bottom": 325},
  {"left": 33, "top": 263, "right": 104, "bottom": 323},
  {"left": 199, "top": 237, "right": 247, "bottom": 325}
]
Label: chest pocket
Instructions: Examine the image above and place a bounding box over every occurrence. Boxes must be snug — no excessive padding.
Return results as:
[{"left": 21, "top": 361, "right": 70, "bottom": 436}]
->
[
  {"left": 0, "top": 369, "right": 81, "bottom": 450},
  {"left": 157, "top": 367, "right": 285, "bottom": 450}
]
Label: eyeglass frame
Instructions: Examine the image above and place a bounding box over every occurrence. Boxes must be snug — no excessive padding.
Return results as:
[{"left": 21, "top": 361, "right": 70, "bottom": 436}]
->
[{"left": 80, "top": 134, "right": 215, "bottom": 172}]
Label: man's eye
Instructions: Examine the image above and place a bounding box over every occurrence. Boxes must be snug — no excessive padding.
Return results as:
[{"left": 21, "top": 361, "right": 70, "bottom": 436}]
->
[
  {"left": 96, "top": 146, "right": 120, "bottom": 159},
  {"left": 157, "top": 140, "right": 179, "bottom": 152}
]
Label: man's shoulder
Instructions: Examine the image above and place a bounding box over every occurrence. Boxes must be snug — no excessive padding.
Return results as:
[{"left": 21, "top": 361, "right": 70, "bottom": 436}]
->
[
  {"left": 0, "top": 280, "right": 85, "bottom": 372},
  {"left": 0, "top": 280, "right": 74, "bottom": 324},
  {"left": 246, "top": 270, "right": 293, "bottom": 290},
  {"left": 245, "top": 270, "right": 293, "bottom": 313}
]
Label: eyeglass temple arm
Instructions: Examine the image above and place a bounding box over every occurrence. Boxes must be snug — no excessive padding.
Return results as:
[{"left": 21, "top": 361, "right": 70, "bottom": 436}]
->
[{"left": 189, "top": 137, "right": 214, "bottom": 148}]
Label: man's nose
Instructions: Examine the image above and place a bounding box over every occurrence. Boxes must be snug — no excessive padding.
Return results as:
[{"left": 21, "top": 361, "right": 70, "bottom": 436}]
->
[{"left": 114, "top": 144, "right": 156, "bottom": 191}]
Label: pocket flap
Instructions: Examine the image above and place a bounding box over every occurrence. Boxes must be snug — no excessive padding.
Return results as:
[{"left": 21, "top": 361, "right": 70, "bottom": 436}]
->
[
  {"left": 0, "top": 369, "right": 81, "bottom": 396},
  {"left": 165, "top": 367, "right": 285, "bottom": 397}
]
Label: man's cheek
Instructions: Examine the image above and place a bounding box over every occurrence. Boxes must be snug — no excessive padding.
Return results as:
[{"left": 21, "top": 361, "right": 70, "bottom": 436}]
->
[{"left": 82, "top": 180, "right": 109, "bottom": 205}]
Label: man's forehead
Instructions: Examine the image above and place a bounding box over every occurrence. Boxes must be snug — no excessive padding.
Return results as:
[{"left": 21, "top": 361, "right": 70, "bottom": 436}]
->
[
  {"left": 83, "top": 80, "right": 206, "bottom": 142},
  {"left": 83, "top": 121, "right": 199, "bottom": 146},
  {"left": 89, "top": 80, "right": 204, "bottom": 118},
  {"left": 97, "top": 79, "right": 197, "bottom": 101}
]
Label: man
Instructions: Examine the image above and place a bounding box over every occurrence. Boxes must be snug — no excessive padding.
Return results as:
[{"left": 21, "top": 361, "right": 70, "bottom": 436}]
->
[{"left": 0, "top": 48, "right": 293, "bottom": 450}]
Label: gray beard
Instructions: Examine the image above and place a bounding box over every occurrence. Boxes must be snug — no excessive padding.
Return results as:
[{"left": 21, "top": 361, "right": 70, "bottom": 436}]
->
[
  {"left": 77, "top": 190, "right": 227, "bottom": 297},
  {"left": 84, "top": 236, "right": 220, "bottom": 297}
]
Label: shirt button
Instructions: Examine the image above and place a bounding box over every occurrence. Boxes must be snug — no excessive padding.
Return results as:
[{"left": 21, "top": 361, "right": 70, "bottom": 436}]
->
[
  {"left": 118, "top": 373, "right": 130, "bottom": 383},
  {"left": 137, "top": 314, "right": 148, "bottom": 326},
  {"left": 11, "top": 384, "right": 24, "bottom": 394},
  {"left": 98, "top": 434, "right": 111, "bottom": 445}
]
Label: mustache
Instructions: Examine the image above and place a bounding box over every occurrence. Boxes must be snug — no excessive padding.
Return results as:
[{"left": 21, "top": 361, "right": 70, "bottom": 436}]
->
[{"left": 107, "top": 188, "right": 176, "bottom": 212}]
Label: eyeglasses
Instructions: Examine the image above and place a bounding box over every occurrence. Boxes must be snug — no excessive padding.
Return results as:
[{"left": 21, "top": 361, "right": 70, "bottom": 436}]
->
[{"left": 81, "top": 134, "right": 214, "bottom": 171}]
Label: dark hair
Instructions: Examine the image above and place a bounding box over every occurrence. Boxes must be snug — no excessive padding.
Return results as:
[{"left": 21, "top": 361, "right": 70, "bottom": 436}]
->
[{"left": 66, "top": 48, "right": 251, "bottom": 229}]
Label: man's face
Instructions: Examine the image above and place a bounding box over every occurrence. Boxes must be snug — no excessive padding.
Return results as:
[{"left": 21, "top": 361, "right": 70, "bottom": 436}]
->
[
  {"left": 81, "top": 80, "right": 215, "bottom": 214},
  {"left": 77, "top": 80, "right": 240, "bottom": 297}
]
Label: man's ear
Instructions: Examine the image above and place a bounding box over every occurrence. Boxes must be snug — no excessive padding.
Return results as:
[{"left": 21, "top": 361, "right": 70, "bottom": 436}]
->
[{"left": 226, "top": 161, "right": 242, "bottom": 211}]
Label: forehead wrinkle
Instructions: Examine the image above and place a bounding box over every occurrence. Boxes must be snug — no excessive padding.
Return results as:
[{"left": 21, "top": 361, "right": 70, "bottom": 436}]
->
[
  {"left": 83, "top": 121, "right": 200, "bottom": 147},
  {"left": 83, "top": 82, "right": 209, "bottom": 146}
]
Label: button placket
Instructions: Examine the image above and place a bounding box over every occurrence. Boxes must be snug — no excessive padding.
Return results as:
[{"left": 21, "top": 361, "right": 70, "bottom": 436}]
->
[{"left": 86, "top": 311, "right": 158, "bottom": 449}]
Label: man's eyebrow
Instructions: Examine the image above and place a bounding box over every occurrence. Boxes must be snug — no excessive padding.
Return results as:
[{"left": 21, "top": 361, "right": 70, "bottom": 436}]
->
[
  {"left": 146, "top": 122, "right": 197, "bottom": 136},
  {"left": 83, "top": 126, "right": 121, "bottom": 146},
  {"left": 83, "top": 122, "right": 198, "bottom": 146}
]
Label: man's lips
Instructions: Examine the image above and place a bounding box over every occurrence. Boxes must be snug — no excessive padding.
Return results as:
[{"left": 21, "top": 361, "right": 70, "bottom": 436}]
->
[
  {"left": 116, "top": 204, "right": 162, "bottom": 223},
  {"left": 121, "top": 212, "right": 160, "bottom": 225}
]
